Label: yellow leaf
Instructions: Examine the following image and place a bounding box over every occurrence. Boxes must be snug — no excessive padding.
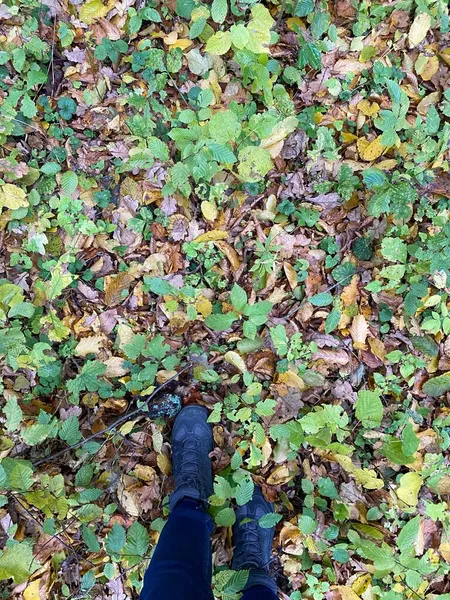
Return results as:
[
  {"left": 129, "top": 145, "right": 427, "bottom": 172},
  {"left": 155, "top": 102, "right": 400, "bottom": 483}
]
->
[
  {"left": 195, "top": 230, "right": 228, "bottom": 242},
  {"left": 0, "top": 183, "right": 28, "bottom": 210},
  {"left": 214, "top": 240, "right": 241, "bottom": 270},
  {"left": 341, "top": 132, "right": 358, "bottom": 143},
  {"left": 361, "top": 136, "right": 385, "bottom": 161},
  {"left": 79, "top": 0, "right": 112, "bottom": 24},
  {"left": 267, "top": 463, "right": 297, "bottom": 486},
  {"left": 104, "top": 356, "right": 129, "bottom": 377},
  {"left": 335, "top": 454, "right": 384, "bottom": 490},
  {"left": 376, "top": 159, "right": 398, "bottom": 170},
  {"left": 74, "top": 335, "right": 103, "bottom": 357},
  {"left": 440, "top": 48, "right": 450, "bottom": 66},
  {"left": 332, "top": 586, "right": 361, "bottom": 600},
  {"left": 397, "top": 472, "right": 422, "bottom": 507},
  {"left": 352, "top": 574, "right": 372, "bottom": 595},
  {"left": 350, "top": 314, "right": 369, "bottom": 350},
  {"left": 224, "top": 350, "right": 247, "bottom": 373},
  {"left": 134, "top": 465, "right": 158, "bottom": 482},
  {"left": 408, "top": 12, "right": 431, "bottom": 48},
  {"left": 357, "top": 99, "right": 380, "bottom": 116},
  {"left": 170, "top": 39, "right": 193, "bottom": 50},
  {"left": 196, "top": 297, "right": 213, "bottom": 317},
  {"left": 277, "top": 370, "right": 306, "bottom": 390},
  {"left": 201, "top": 200, "right": 218, "bottom": 222},
  {"left": 284, "top": 262, "right": 298, "bottom": 290},
  {"left": 24, "top": 579, "right": 41, "bottom": 600},
  {"left": 157, "top": 452, "right": 172, "bottom": 476}
]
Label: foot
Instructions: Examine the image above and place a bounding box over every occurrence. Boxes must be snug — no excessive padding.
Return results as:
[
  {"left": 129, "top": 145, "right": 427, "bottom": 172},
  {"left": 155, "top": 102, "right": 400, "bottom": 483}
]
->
[
  {"left": 169, "top": 405, "right": 213, "bottom": 510},
  {"left": 232, "top": 486, "right": 277, "bottom": 593}
]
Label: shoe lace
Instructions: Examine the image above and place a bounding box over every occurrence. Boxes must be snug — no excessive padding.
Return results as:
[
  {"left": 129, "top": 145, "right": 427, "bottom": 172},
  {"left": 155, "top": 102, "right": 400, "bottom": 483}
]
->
[
  {"left": 178, "top": 437, "right": 205, "bottom": 490},
  {"left": 236, "top": 520, "right": 264, "bottom": 568}
]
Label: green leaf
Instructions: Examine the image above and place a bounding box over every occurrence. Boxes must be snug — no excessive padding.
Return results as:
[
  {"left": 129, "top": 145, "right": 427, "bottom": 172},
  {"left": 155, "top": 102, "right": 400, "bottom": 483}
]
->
[
  {"left": 230, "top": 24, "right": 250, "bottom": 49},
  {"left": 47, "top": 265, "right": 73, "bottom": 300},
  {"left": 209, "top": 142, "right": 236, "bottom": 164},
  {"left": 8, "top": 461, "right": 34, "bottom": 492},
  {"left": 209, "top": 110, "right": 241, "bottom": 143},
  {"left": 59, "top": 416, "right": 82, "bottom": 446},
  {"left": 3, "top": 396, "right": 22, "bottom": 432},
  {"left": 401, "top": 423, "right": 419, "bottom": 456},
  {"left": 309, "top": 292, "right": 333, "bottom": 306},
  {"left": 355, "top": 389, "right": 383, "bottom": 428},
  {"left": 205, "top": 312, "right": 238, "bottom": 331},
  {"left": 40, "top": 162, "right": 61, "bottom": 175},
  {"left": 105, "top": 522, "right": 126, "bottom": 555},
  {"left": 215, "top": 507, "right": 236, "bottom": 526},
  {"left": 230, "top": 284, "right": 247, "bottom": 312},
  {"left": 189, "top": 17, "right": 206, "bottom": 39},
  {"left": 61, "top": 171, "right": 78, "bottom": 195},
  {"left": 223, "top": 569, "right": 249, "bottom": 594},
  {"left": 214, "top": 476, "right": 232, "bottom": 500},
  {"left": 295, "top": 0, "right": 314, "bottom": 17},
  {"left": 0, "top": 541, "right": 40, "bottom": 584},
  {"left": 410, "top": 335, "right": 439, "bottom": 357},
  {"left": 238, "top": 146, "right": 272, "bottom": 183},
  {"left": 325, "top": 307, "right": 341, "bottom": 334},
  {"left": 363, "top": 168, "right": 387, "bottom": 188},
  {"left": 234, "top": 478, "right": 254, "bottom": 506},
  {"left": 299, "top": 514, "right": 316, "bottom": 534},
  {"left": 124, "top": 521, "right": 149, "bottom": 567},
  {"left": 381, "top": 237, "right": 407, "bottom": 263},
  {"left": 205, "top": 31, "right": 231, "bottom": 55},
  {"left": 397, "top": 515, "right": 421, "bottom": 552},
  {"left": 258, "top": 512, "right": 282, "bottom": 528},
  {"left": 423, "top": 373, "right": 450, "bottom": 397},
  {"left": 21, "top": 94, "right": 37, "bottom": 119},
  {"left": 211, "top": 0, "right": 227, "bottom": 24},
  {"left": 76, "top": 465, "right": 94, "bottom": 487}
]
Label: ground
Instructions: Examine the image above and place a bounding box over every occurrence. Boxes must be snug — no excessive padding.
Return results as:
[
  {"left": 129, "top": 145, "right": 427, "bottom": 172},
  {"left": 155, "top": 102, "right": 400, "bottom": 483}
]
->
[{"left": 0, "top": 0, "right": 450, "bottom": 599}]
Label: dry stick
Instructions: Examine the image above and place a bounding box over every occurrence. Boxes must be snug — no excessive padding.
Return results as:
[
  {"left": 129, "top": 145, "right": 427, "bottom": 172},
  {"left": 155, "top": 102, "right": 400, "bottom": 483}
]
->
[{"left": 33, "top": 365, "right": 192, "bottom": 467}]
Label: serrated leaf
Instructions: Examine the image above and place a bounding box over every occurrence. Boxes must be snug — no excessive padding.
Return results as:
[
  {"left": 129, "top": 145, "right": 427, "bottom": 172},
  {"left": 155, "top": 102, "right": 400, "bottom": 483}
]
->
[
  {"left": 224, "top": 569, "right": 249, "bottom": 593},
  {"left": 209, "top": 142, "right": 236, "bottom": 164},
  {"left": 0, "top": 542, "right": 40, "bottom": 584},
  {"left": 205, "top": 312, "right": 237, "bottom": 331},
  {"left": 75, "top": 465, "right": 94, "bottom": 487},
  {"left": 124, "top": 522, "right": 149, "bottom": 566},
  {"left": 105, "top": 522, "right": 126, "bottom": 555},
  {"left": 59, "top": 416, "right": 82, "bottom": 446},
  {"left": 422, "top": 373, "right": 450, "bottom": 397},
  {"left": 215, "top": 507, "right": 236, "bottom": 526},
  {"left": 234, "top": 478, "right": 254, "bottom": 506},
  {"left": 21, "top": 94, "right": 37, "bottom": 119},
  {"left": 3, "top": 396, "right": 22, "bottom": 432},
  {"left": 258, "top": 512, "right": 282, "bottom": 528},
  {"left": 309, "top": 292, "right": 333, "bottom": 306},
  {"left": 61, "top": 171, "right": 78, "bottom": 195},
  {"left": 9, "top": 462, "right": 34, "bottom": 492},
  {"left": 214, "top": 476, "right": 232, "bottom": 500},
  {"left": 355, "top": 389, "right": 383, "bottom": 428},
  {"left": 0, "top": 184, "right": 28, "bottom": 210},
  {"left": 211, "top": 0, "right": 227, "bottom": 23},
  {"left": 205, "top": 31, "right": 231, "bottom": 55}
]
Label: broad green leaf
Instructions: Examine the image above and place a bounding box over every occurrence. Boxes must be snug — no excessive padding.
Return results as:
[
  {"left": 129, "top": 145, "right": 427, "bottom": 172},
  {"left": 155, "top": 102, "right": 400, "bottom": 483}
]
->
[
  {"left": 238, "top": 146, "right": 272, "bottom": 183},
  {"left": 8, "top": 461, "right": 34, "bottom": 492},
  {"left": 355, "top": 389, "right": 383, "bottom": 428},
  {"left": 234, "top": 478, "right": 254, "bottom": 506},
  {"left": 0, "top": 184, "right": 28, "bottom": 210},
  {"left": 211, "top": 0, "right": 227, "bottom": 24},
  {"left": 215, "top": 507, "right": 236, "bottom": 526},
  {"left": 397, "top": 515, "right": 421, "bottom": 551},
  {"left": 61, "top": 171, "right": 79, "bottom": 195},
  {"left": 21, "top": 94, "right": 37, "bottom": 118},
  {"left": 397, "top": 472, "right": 422, "bottom": 507},
  {"left": 205, "top": 31, "right": 231, "bottom": 55},
  {"left": 105, "top": 522, "right": 126, "bottom": 555},
  {"left": 3, "top": 396, "right": 22, "bottom": 432},
  {"left": 82, "top": 525, "right": 101, "bottom": 552},
  {"left": 0, "top": 542, "right": 40, "bottom": 584},
  {"left": 230, "top": 24, "right": 250, "bottom": 49},
  {"left": 124, "top": 521, "right": 149, "bottom": 567},
  {"left": 422, "top": 373, "right": 450, "bottom": 397},
  {"left": 230, "top": 284, "right": 247, "bottom": 312},
  {"left": 309, "top": 292, "right": 333, "bottom": 306},
  {"left": 209, "top": 110, "right": 241, "bottom": 143},
  {"left": 258, "top": 512, "right": 282, "bottom": 528},
  {"left": 214, "top": 476, "right": 232, "bottom": 500},
  {"left": 59, "top": 416, "right": 82, "bottom": 446},
  {"left": 205, "top": 312, "right": 237, "bottom": 331},
  {"left": 47, "top": 265, "right": 73, "bottom": 300},
  {"left": 223, "top": 569, "right": 249, "bottom": 593},
  {"left": 381, "top": 237, "right": 407, "bottom": 263}
]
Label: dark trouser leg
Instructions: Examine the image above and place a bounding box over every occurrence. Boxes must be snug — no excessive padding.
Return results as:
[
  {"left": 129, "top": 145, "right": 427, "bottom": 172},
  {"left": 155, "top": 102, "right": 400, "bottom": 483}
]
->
[
  {"left": 140, "top": 499, "right": 214, "bottom": 600},
  {"left": 242, "top": 584, "right": 279, "bottom": 599}
]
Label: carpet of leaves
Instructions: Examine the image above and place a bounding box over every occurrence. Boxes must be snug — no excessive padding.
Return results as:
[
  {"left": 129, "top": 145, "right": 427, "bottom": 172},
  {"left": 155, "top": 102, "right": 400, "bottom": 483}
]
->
[{"left": 1, "top": 0, "right": 450, "bottom": 598}]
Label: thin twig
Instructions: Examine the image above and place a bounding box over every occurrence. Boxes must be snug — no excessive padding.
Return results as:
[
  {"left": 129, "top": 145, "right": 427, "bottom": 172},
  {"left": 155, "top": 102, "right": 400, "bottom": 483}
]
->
[{"left": 33, "top": 365, "right": 192, "bottom": 467}]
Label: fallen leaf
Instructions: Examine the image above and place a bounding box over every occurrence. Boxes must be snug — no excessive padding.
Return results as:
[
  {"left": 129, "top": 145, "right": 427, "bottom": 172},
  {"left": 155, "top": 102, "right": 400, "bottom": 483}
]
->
[
  {"left": 350, "top": 314, "right": 369, "bottom": 350},
  {"left": 397, "top": 472, "right": 422, "bottom": 507},
  {"left": 408, "top": 12, "right": 431, "bottom": 48}
]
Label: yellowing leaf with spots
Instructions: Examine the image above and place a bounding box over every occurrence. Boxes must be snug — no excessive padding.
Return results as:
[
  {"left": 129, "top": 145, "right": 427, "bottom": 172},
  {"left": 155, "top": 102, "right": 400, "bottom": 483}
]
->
[
  {"left": 357, "top": 99, "right": 380, "bottom": 116},
  {"left": 0, "top": 184, "right": 28, "bottom": 210},
  {"left": 397, "top": 472, "right": 422, "bottom": 507},
  {"left": 360, "top": 136, "right": 385, "bottom": 161},
  {"left": 79, "top": 0, "right": 113, "bottom": 24},
  {"left": 201, "top": 200, "right": 218, "bottom": 222}
]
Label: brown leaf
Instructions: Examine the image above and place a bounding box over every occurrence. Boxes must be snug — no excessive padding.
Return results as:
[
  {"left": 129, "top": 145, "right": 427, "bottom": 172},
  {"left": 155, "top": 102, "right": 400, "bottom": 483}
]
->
[{"left": 104, "top": 272, "right": 134, "bottom": 306}]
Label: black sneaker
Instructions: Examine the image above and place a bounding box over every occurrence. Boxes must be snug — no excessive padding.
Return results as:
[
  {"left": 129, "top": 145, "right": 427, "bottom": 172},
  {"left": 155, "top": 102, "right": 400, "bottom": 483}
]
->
[
  {"left": 169, "top": 405, "right": 214, "bottom": 510},
  {"left": 232, "top": 486, "right": 278, "bottom": 594}
]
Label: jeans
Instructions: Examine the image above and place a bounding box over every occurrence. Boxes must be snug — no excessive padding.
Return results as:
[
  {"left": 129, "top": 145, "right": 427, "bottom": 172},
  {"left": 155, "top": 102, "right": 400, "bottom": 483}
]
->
[{"left": 140, "top": 499, "right": 278, "bottom": 600}]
